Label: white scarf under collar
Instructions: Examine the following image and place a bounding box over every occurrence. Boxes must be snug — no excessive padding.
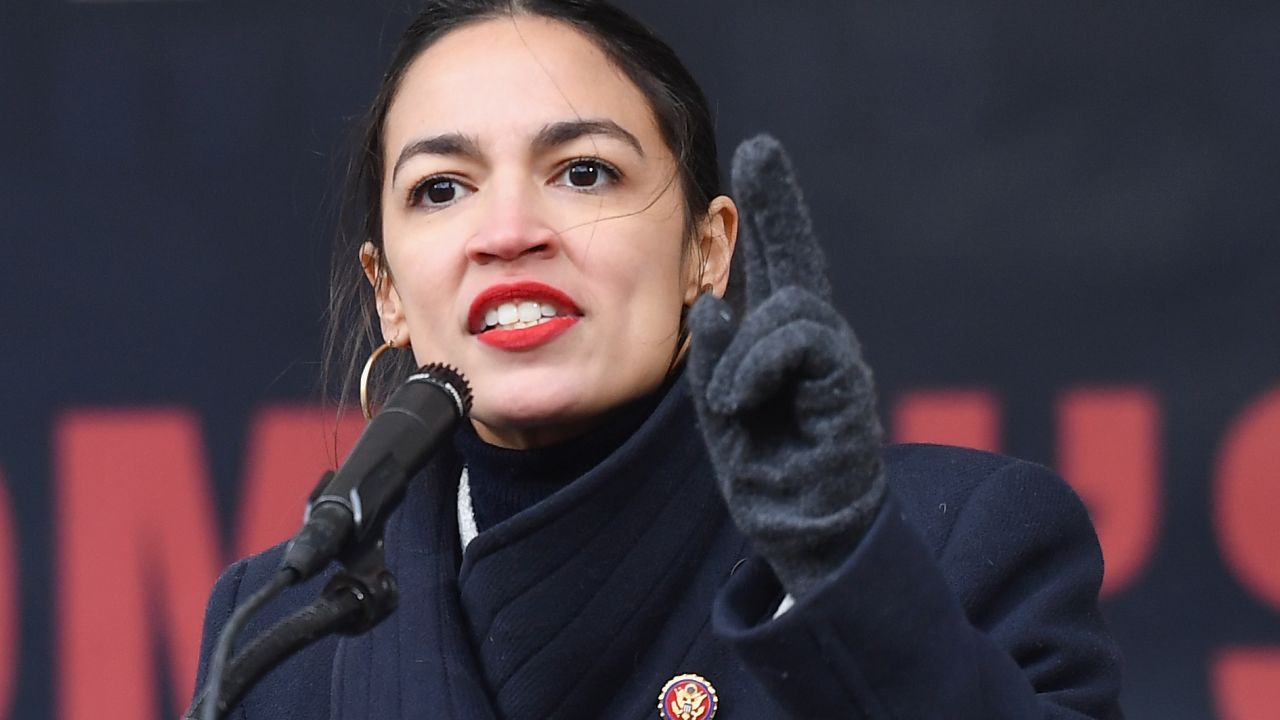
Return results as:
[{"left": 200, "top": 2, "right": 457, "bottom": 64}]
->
[{"left": 456, "top": 466, "right": 479, "bottom": 552}]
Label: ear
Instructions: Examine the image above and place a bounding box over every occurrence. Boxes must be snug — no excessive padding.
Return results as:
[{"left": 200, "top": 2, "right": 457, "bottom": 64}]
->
[
  {"left": 360, "top": 242, "right": 410, "bottom": 346},
  {"left": 684, "top": 195, "right": 739, "bottom": 304}
]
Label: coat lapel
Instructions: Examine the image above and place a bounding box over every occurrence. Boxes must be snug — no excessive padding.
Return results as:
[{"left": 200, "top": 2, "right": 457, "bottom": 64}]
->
[
  {"left": 331, "top": 451, "right": 497, "bottom": 720},
  {"left": 329, "top": 377, "right": 777, "bottom": 720},
  {"left": 454, "top": 379, "right": 746, "bottom": 720}
]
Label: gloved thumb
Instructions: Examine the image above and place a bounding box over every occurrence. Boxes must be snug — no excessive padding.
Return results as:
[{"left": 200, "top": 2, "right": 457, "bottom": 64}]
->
[{"left": 686, "top": 293, "right": 735, "bottom": 400}]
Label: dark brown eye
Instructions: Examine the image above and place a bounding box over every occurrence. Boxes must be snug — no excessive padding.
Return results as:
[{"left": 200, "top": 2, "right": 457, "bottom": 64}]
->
[
  {"left": 410, "top": 177, "right": 470, "bottom": 209},
  {"left": 558, "top": 159, "right": 618, "bottom": 190},
  {"left": 425, "top": 180, "right": 456, "bottom": 204},
  {"left": 567, "top": 162, "right": 600, "bottom": 187}
]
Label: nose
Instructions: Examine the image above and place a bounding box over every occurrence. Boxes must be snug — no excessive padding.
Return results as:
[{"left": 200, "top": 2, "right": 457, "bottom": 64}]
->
[{"left": 465, "top": 175, "right": 559, "bottom": 265}]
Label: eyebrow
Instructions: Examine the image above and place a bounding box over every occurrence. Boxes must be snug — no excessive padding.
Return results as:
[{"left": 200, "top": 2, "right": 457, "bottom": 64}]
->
[
  {"left": 392, "top": 133, "right": 483, "bottom": 184},
  {"left": 391, "top": 119, "right": 644, "bottom": 185},
  {"left": 532, "top": 119, "right": 645, "bottom": 158}
]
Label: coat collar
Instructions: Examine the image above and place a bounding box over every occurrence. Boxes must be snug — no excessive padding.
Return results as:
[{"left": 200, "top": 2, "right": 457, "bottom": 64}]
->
[{"left": 332, "top": 375, "right": 741, "bottom": 720}]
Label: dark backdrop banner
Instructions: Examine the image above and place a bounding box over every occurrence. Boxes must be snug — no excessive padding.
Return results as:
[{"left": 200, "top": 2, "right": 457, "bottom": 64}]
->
[{"left": 2, "top": 1, "right": 1277, "bottom": 718}]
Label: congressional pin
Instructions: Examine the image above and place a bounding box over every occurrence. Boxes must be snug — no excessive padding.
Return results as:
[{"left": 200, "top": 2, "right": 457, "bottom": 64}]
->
[{"left": 658, "top": 674, "right": 718, "bottom": 720}]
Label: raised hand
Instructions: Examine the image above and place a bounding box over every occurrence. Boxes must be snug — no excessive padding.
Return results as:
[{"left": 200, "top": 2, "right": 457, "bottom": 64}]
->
[{"left": 687, "top": 135, "right": 886, "bottom": 599}]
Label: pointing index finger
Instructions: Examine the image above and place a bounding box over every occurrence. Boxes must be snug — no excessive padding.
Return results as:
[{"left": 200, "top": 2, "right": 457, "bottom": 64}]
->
[{"left": 730, "top": 135, "right": 831, "bottom": 308}]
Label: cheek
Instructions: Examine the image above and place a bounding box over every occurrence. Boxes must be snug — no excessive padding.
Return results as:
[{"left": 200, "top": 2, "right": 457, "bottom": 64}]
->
[
  {"left": 593, "top": 232, "right": 688, "bottom": 334},
  {"left": 381, "top": 231, "right": 467, "bottom": 338}
]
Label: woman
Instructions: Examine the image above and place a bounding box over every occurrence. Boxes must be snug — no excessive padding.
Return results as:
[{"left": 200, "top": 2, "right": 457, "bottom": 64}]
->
[{"left": 193, "top": 1, "right": 1123, "bottom": 718}]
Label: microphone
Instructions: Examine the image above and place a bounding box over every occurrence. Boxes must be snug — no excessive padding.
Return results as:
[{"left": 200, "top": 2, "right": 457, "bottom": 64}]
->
[{"left": 279, "top": 363, "right": 472, "bottom": 580}]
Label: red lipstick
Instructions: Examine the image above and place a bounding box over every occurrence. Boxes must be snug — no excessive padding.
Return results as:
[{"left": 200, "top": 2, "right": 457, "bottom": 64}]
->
[
  {"left": 469, "top": 281, "right": 581, "bottom": 352},
  {"left": 478, "top": 316, "right": 577, "bottom": 351}
]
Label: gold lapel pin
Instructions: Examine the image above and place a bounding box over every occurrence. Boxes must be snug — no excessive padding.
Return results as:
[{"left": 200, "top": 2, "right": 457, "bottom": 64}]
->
[{"left": 659, "top": 674, "right": 718, "bottom": 720}]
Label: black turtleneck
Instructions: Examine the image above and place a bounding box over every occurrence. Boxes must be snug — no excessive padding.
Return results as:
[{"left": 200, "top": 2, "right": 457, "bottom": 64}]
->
[{"left": 452, "top": 383, "right": 667, "bottom": 533}]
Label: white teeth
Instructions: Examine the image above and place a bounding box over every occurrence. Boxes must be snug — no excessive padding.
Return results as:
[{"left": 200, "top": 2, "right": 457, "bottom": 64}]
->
[
  {"left": 497, "top": 303, "right": 519, "bottom": 325},
  {"left": 482, "top": 299, "right": 566, "bottom": 330}
]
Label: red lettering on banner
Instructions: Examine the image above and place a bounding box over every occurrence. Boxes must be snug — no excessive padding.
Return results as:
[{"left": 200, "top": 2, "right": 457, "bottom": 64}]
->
[
  {"left": 890, "top": 389, "right": 1002, "bottom": 452},
  {"left": 234, "top": 407, "right": 363, "bottom": 558},
  {"left": 55, "top": 406, "right": 363, "bottom": 720},
  {"left": 1213, "top": 649, "right": 1280, "bottom": 720},
  {"left": 1215, "top": 387, "right": 1280, "bottom": 608},
  {"left": 1057, "top": 388, "right": 1160, "bottom": 597},
  {"left": 56, "top": 411, "right": 221, "bottom": 720},
  {"left": 1212, "top": 389, "right": 1280, "bottom": 719},
  {"left": 0, "top": 470, "right": 16, "bottom": 719}
]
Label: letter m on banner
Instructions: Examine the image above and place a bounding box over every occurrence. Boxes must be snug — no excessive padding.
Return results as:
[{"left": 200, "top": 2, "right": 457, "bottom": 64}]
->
[{"left": 55, "top": 407, "right": 360, "bottom": 720}]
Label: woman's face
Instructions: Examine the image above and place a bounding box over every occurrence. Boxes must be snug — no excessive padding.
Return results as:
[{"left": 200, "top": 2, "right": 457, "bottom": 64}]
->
[{"left": 370, "top": 16, "right": 734, "bottom": 448}]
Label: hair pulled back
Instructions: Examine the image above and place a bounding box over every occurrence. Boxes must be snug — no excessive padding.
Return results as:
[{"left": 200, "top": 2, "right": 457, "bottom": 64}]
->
[{"left": 323, "top": 0, "right": 722, "bottom": 409}]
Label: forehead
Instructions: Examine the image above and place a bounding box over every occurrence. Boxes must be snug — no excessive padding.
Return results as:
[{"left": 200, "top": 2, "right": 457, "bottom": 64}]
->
[{"left": 385, "top": 15, "right": 662, "bottom": 154}]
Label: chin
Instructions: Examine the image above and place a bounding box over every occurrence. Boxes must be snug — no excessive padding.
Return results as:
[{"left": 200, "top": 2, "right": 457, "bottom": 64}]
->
[
  {"left": 472, "top": 375, "right": 588, "bottom": 428},
  {"left": 465, "top": 360, "right": 667, "bottom": 445}
]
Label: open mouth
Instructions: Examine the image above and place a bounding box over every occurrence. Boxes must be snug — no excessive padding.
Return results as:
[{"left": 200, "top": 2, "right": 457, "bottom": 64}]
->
[
  {"left": 481, "top": 300, "right": 567, "bottom": 332},
  {"left": 468, "top": 281, "right": 582, "bottom": 350}
]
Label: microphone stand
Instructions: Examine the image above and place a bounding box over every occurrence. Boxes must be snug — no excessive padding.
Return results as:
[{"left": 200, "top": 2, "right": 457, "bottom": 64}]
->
[
  {"left": 185, "top": 492, "right": 400, "bottom": 720},
  {"left": 187, "top": 363, "right": 471, "bottom": 720}
]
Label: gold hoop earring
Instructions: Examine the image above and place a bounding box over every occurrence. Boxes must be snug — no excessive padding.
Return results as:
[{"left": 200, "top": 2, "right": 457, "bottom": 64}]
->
[{"left": 360, "top": 339, "right": 398, "bottom": 420}]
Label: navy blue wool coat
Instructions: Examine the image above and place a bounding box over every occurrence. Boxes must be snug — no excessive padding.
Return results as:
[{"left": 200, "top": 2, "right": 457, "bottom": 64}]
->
[{"left": 193, "top": 377, "right": 1123, "bottom": 719}]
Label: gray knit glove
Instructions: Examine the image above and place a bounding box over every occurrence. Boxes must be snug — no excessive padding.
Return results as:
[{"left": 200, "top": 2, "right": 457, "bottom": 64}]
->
[{"left": 688, "top": 135, "right": 887, "bottom": 599}]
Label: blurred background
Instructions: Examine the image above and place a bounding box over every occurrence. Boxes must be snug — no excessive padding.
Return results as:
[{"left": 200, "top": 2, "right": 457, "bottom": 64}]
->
[{"left": 2, "top": 1, "right": 1278, "bottom": 718}]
